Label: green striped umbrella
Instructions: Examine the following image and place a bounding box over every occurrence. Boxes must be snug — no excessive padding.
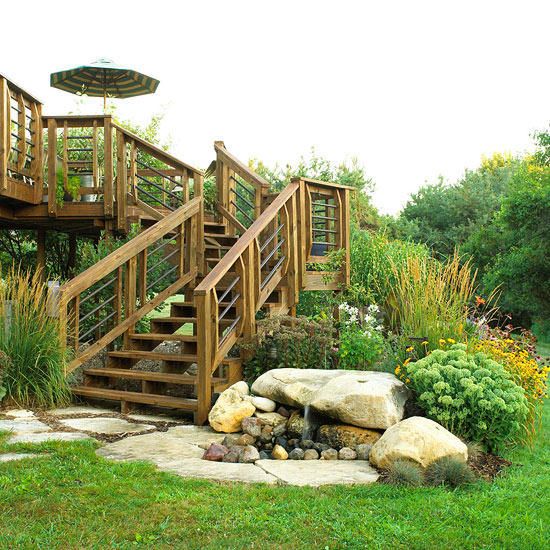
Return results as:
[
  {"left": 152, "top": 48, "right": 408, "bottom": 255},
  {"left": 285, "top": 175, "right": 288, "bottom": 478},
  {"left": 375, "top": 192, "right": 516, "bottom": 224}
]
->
[{"left": 50, "top": 58, "right": 160, "bottom": 111}]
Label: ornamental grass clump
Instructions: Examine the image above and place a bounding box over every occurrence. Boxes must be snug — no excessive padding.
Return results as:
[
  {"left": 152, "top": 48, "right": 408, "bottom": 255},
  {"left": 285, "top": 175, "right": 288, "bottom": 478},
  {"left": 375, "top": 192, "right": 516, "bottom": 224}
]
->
[
  {"left": 401, "top": 344, "right": 529, "bottom": 451},
  {"left": 0, "top": 266, "right": 71, "bottom": 408},
  {"left": 384, "top": 460, "right": 424, "bottom": 487},
  {"left": 425, "top": 456, "right": 476, "bottom": 488}
]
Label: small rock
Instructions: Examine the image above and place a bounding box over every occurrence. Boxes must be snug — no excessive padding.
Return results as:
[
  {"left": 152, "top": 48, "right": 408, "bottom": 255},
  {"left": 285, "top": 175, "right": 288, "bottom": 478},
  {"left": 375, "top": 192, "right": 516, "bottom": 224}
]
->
[
  {"left": 185, "top": 363, "right": 198, "bottom": 376},
  {"left": 272, "top": 422, "right": 288, "bottom": 437},
  {"left": 222, "top": 434, "right": 241, "bottom": 448},
  {"left": 254, "top": 411, "right": 287, "bottom": 426},
  {"left": 277, "top": 406, "right": 291, "bottom": 418},
  {"left": 260, "top": 426, "right": 273, "bottom": 443},
  {"left": 303, "top": 449, "right": 319, "bottom": 460},
  {"left": 203, "top": 443, "right": 229, "bottom": 462},
  {"left": 240, "top": 445, "right": 260, "bottom": 463},
  {"left": 264, "top": 443, "right": 273, "bottom": 450},
  {"left": 287, "top": 438, "right": 300, "bottom": 448},
  {"left": 222, "top": 449, "right": 241, "bottom": 463},
  {"left": 272, "top": 444, "right": 288, "bottom": 460},
  {"left": 288, "top": 448, "right": 305, "bottom": 460},
  {"left": 250, "top": 396, "right": 277, "bottom": 412},
  {"left": 300, "top": 439, "right": 315, "bottom": 449},
  {"left": 236, "top": 434, "right": 256, "bottom": 446},
  {"left": 242, "top": 417, "right": 263, "bottom": 437},
  {"left": 259, "top": 450, "right": 271, "bottom": 460},
  {"left": 286, "top": 411, "right": 305, "bottom": 438},
  {"left": 321, "top": 448, "right": 339, "bottom": 460},
  {"left": 313, "top": 442, "right": 330, "bottom": 453},
  {"left": 339, "top": 447, "right": 357, "bottom": 460},
  {"left": 356, "top": 444, "right": 372, "bottom": 461},
  {"left": 275, "top": 436, "right": 288, "bottom": 450}
]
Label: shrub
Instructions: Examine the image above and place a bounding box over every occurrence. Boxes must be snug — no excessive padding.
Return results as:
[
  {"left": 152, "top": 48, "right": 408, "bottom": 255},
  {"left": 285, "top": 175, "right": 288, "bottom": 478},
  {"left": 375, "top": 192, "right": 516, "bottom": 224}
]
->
[
  {"left": 384, "top": 460, "right": 424, "bottom": 487},
  {"left": 400, "top": 344, "right": 529, "bottom": 451},
  {"left": 425, "top": 457, "right": 476, "bottom": 488},
  {"left": 0, "top": 267, "right": 71, "bottom": 408},
  {"left": 242, "top": 315, "right": 337, "bottom": 382},
  {"left": 386, "top": 252, "right": 476, "bottom": 352},
  {"left": 337, "top": 303, "right": 385, "bottom": 369},
  {"left": 476, "top": 330, "right": 549, "bottom": 445}
]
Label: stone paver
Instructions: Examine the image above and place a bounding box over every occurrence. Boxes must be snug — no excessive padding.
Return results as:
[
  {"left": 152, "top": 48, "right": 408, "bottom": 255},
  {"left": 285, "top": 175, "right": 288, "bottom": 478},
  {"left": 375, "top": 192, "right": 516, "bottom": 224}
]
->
[
  {"left": 3, "top": 409, "right": 36, "bottom": 419},
  {"left": 0, "top": 453, "right": 39, "bottom": 462},
  {"left": 255, "top": 459, "right": 380, "bottom": 486},
  {"left": 47, "top": 405, "right": 117, "bottom": 416},
  {"left": 126, "top": 413, "right": 183, "bottom": 423},
  {"left": 160, "top": 458, "right": 278, "bottom": 484},
  {"left": 97, "top": 431, "right": 205, "bottom": 462},
  {"left": 167, "top": 425, "right": 226, "bottom": 446},
  {"left": 0, "top": 419, "right": 51, "bottom": 434},
  {"left": 8, "top": 432, "right": 91, "bottom": 444},
  {"left": 59, "top": 417, "right": 154, "bottom": 435}
]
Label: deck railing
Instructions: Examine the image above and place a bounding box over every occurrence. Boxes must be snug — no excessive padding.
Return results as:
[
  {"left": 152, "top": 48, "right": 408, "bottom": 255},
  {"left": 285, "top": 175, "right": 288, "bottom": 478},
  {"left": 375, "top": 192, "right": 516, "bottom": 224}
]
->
[
  {"left": 193, "top": 177, "right": 351, "bottom": 423},
  {"left": 59, "top": 196, "right": 203, "bottom": 372},
  {"left": 0, "top": 75, "right": 43, "bottom": 203}
]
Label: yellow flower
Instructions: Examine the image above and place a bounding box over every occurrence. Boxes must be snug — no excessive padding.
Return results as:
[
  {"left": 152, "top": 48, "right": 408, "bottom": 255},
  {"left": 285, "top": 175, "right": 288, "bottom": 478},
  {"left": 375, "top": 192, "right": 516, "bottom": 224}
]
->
[
  {"left": 405, "top": 378, "right": 411, "bottom": 384},
  {"left": 406, "top": 346, "right": 414, "bottom": 353},
  {"left": 395, "top": 366, "right": 401, "bottom": 374},
  {"left": 447, "top": 338, "right": 456, "bottom": 344},
  {"left": 421, "top": 340, "right": 429, "bottom": 346},
  {"left": 403, "top": 358, "right": 411, "bottom": 366}
]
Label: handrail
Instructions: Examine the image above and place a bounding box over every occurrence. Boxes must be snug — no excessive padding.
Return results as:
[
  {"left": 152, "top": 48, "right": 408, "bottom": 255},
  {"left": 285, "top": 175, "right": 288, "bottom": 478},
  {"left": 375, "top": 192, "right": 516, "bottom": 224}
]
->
[{"left": 59, "top": 196, "right": 202, "bottom": 372}]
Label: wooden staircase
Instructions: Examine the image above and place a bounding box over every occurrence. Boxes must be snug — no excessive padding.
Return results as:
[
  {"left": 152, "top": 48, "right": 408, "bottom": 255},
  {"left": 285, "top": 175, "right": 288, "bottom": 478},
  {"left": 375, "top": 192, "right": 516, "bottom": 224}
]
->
[{"left": 0, "top": 75, "right": 352, "bottom": 424}]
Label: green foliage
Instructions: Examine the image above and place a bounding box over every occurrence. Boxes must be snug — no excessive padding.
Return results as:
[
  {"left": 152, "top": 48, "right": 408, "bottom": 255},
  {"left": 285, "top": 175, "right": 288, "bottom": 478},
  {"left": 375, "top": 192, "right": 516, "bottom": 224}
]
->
[
  {"left": 0, "top": 351, "right": 8, "bottom": 402},
  {"left": 242, "top": 315, "right": 337, "bottom": 382},
  {"left": 337, "top": 303, "right": 385, "bottom": 369},
  {"left": 384, "top": 460, "right": 424, "bottom": 487},
  {"left": 402, "top": 344, "right": 529, "bottom": 451},
  {"left": 0, "top": 267, "right": 71, "bottom": 408},
  {"left": 425, "top": 457, "right": 476, "bottom": 488}
]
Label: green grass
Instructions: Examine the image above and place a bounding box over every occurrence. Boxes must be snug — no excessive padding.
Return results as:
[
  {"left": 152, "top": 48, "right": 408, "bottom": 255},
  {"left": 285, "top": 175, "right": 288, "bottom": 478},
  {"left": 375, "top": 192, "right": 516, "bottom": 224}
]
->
[{"left": 0, "top": 402, "right": 549, "bottom": 549}]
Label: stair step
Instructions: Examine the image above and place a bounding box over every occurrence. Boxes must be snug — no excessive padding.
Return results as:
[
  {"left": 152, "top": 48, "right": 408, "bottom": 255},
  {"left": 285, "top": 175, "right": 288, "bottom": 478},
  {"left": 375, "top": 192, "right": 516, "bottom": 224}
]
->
[
  {"left": 72, "top": 386, "right": 198, "bottom": 411},
  {"left": 130, "top": 333, "right": 197, "bottom": 342},
  {"left": 152, "top": 316, "right": 235, "bottom": 325},
  {"left": 84, "top": 367, "right": 225, "bottom": 385},
  {"left": 108, "top": 351, "right": 197, "bottom": 362}
]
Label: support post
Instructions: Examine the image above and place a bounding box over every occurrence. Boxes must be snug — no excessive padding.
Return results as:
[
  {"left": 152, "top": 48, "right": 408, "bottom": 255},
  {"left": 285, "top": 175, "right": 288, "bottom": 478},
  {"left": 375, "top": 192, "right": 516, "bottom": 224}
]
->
[{"left": 36, "top": 229, "right": 46, "bottom": 281}]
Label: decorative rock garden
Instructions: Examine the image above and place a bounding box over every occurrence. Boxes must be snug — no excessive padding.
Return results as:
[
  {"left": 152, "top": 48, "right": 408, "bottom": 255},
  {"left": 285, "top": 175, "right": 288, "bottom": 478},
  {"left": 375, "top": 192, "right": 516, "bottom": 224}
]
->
[{"left": 204, "top": 368, "right": 470, "bottom": 479}]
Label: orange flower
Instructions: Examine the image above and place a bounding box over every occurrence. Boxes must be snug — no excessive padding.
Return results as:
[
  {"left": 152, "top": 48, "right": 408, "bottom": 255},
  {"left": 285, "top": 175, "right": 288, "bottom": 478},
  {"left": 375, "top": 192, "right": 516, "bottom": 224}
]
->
[{"left": 475, "top": 295, "right": 486, "bottom": 306}]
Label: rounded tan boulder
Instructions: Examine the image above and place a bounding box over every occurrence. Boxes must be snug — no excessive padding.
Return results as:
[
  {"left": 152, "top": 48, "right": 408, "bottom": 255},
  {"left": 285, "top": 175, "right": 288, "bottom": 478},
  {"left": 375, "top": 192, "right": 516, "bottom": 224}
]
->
[
  {"left": 208, "top": 384, "right": 256, "bottom": 433},
  {"left": 369, "top": 416, "right": 468, "bottom": 469}
]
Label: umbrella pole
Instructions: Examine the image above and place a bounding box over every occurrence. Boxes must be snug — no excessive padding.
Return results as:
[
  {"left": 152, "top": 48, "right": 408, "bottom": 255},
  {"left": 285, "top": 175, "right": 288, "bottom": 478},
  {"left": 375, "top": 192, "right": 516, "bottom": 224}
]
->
[{"left": 104, "top": 91, "right": 107, "bottom": 113}]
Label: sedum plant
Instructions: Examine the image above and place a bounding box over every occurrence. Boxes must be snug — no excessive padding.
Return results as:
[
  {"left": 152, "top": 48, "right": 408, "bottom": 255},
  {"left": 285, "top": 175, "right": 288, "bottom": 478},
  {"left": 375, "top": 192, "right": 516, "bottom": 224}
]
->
[{"left": 401, "top": 344, "right": 529, "bottom": 451}]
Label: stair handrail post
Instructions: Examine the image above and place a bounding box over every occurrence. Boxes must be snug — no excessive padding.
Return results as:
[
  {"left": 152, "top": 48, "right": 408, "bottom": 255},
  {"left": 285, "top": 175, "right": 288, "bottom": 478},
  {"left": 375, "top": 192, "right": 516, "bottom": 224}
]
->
[
  {"left": 103, "top": 117, "right": 114, "bottom": 217},
  {"left": 0, "top": 77, "right": 7, "bottom": 192},
  {"left": 193, "top": 171, "right": 206, "bottom": 275},
  {"left": 195, "top": 291, "right": 213, "bottom": 425},
  {"left": 115, "top": 128, "right": 128, "bottom": 230}
]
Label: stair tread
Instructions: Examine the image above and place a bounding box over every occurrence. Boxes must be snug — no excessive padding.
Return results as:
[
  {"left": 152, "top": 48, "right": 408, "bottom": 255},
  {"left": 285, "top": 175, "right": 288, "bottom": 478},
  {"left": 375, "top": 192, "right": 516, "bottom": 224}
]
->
[
  {"left": 108, "top": 350, "right": 197, "bottom": 362},
  {"left": 72, "top": 386, "right": 198, "bottom": 410},
  {"left": 84, "top": 367, "right": 225, "bottom": 384},
  {"left": 130, "top": 333, "right": 197, "bottom": 342},
  {"left": 152, "top": 316, "right": 235, "bottom": 325}
]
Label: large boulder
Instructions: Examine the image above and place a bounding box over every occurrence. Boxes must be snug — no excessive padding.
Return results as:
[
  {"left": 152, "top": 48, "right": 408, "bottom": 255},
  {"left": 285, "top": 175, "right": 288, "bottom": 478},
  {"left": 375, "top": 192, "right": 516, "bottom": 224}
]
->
[
  {"left": 252, "top": 368, "right": 410, "bottom": 430},
  {"left": 369, "top": 416, "right": 468, "bottom": 469},
  {"left": 208, "top": 383, "right": 255, "bottom": 433},
  {"left": 317, "top": 424, "right": 382, "bottom": 450},
  {"left": 310, "top": 372, "right": 410, "bottom": 429}
]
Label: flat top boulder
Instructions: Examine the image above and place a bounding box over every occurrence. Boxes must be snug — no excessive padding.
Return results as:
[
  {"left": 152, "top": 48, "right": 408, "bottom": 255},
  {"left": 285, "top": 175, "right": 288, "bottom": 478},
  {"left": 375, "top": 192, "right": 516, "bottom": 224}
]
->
[{"left": 251, "top": 368, "right": 410, "bottom": 430}]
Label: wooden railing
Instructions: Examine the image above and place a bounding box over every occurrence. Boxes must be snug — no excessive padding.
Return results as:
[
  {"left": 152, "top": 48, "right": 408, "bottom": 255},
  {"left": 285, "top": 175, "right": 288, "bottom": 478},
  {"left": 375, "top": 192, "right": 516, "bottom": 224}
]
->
[
  {"left": 59, "top": 196, "right": 203, "bottom": 372},
  {"left": 193, "top": 177, "right": 351, "bottom": 423},
  {"left": 214, "top": 141, "right": 270, "bottom": 234},
  {"left": 0, "top": 75, "right": 43, "bottom": 203}
]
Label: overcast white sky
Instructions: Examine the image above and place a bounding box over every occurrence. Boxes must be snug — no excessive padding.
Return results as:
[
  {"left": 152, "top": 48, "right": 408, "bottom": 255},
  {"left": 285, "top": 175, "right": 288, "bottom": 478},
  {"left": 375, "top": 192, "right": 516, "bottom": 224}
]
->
[{"left": 3, "top": 0, "right": 549, "bottom": 213}]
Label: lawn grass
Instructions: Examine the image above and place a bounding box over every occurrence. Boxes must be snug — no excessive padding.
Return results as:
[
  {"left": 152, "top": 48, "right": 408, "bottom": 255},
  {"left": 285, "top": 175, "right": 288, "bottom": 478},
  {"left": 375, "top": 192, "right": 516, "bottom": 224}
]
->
[{"left": 0, "top": 402, "right": 548, "bottom": 549}]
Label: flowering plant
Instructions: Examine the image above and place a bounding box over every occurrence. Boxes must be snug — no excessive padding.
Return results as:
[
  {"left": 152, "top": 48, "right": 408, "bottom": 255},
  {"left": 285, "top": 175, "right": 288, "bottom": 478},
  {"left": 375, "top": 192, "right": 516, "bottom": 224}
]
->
[
  {"left": 398, "top": 343, "right": 529, "bottom": 451},
  {"left": 338, "top": 303, "right": 385, "bottom": 369}
]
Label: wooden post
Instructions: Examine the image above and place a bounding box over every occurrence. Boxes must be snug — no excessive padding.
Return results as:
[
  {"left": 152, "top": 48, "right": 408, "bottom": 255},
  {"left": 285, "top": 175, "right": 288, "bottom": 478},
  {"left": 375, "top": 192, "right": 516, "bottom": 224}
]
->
[
  {"left": 103, "top": 117, "right": 113, "bottom": 217},
  {"left": 0, "top": 77, "right": 7, "bottom": 191},
  {"left": 68, "top": 234, "right": 77, "bottom": 277},
  {"left": 342, "top": 189, "right": 351, "bottom": 286},
  {"left": 36, "top": 229, "right": 46, "bottom": 280},
  {"left": 195, "top": 292, "right": 212, "bottom": 425},
  {"left": 194, "top": 172, "right": 205, "bottom": 275},
  {"left": 116, "top": 129, "right": 127, "bottom": 231},
  {"left": 47, "top": 119, "right": 58, "bottom": 217},
  {"left": 123, "top": 256, "right": 137, "bottom": 347}
]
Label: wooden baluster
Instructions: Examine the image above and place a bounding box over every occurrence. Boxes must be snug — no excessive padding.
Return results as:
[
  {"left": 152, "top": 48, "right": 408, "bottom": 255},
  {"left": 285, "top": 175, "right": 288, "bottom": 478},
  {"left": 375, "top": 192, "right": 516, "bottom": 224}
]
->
[
  {"left": 116, "top": 129, "right": 127, "bottom": 230},
  {"left": 62, "top": 120, "right": 68, "bottom": 197},
  {"left": 124, "top": 256, "right": 137, "bottom": 347},
  {"left": 114, "top": 266, "right": 123, "bottom": 325},
  {"left": 194, "top": 172, "right": 205, "bottom": 275},
  {"left": 73, "top": 295, "right": 80, "bottom": 354},
  {"left": 196, "top": 291, "right": 213, "bottom": 425},
  {"left": 0, "top": 78, "right": 8, "bottom": 191},
  {"left": 103, "top": 117, "right": 113, "bottom": 217},
  {"left": 92, "top": 120, "right": 98, "bottom": 191},
  {"left": 178, "top": 222, "right": 185, "bottom": 276},
  {"left": 47, "top": 119, "right": 58, "bottom": 217},
  {"left": 17, "top": 93, "right": 25, "bottom": 173},
  {"left": 286, "top": 193, "right": 300, "bottom": 308},
  {"left": 130, "top": 140, "right": 137, "bottom": 202},
  {"left": 138, "top": 248, "right": 147, "bottom": 306},
  {"left": 58, "top": 293, "right": 69, "bottom": 371}
]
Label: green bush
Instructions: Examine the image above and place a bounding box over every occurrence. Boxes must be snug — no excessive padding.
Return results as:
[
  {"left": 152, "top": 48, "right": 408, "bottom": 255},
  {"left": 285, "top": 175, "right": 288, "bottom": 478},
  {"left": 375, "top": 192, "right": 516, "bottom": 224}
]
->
[
  {"left": 425, "top": 457, "right": 476, "bottom": 488},
  {"left": 401, "top": 344, "right": 529, "bottom": 451},
  {"left": 242, "top": 315, "right": 337, "bottom": 382},
  {"left": 0, "top": 267, "right": 71, "bottom": 408},
  {"left": 384, "top": 460, "right": 424, "bottom": 487}
]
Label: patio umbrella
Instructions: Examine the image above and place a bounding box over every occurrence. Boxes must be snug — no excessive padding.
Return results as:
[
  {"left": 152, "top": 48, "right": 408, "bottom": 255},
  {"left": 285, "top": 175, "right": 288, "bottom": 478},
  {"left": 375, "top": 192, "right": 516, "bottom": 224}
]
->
[{"left": 50, "top": 58, "right": 160, "bottom": 111}]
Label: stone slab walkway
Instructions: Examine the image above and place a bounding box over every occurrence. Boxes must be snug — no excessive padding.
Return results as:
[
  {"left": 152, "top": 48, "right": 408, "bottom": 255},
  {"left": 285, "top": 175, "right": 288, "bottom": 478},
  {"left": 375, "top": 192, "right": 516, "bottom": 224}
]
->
[{"left": 0, "top": 406, "right": 380, "bottom": 486}]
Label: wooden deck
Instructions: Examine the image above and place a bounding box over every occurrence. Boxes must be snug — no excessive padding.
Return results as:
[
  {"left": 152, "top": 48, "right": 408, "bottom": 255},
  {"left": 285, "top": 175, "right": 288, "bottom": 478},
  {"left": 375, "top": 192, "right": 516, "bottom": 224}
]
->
[{"left": 0, "top": 74, "right": 352, "bottom": 424}]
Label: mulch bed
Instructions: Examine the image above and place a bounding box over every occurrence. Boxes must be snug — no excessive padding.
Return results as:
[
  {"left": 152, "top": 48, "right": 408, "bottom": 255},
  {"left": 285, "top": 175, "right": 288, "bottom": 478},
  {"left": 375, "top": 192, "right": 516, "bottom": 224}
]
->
[{"left": 468, "top": 451, "right": 512, "bottom": 481}]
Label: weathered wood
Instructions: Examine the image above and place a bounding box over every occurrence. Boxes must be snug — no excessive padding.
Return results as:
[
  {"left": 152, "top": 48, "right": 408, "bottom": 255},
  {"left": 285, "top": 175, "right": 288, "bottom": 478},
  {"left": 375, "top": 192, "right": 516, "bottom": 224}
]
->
[
  {"left": 47, "top": 119, "right": 58, "bottom": 217},
  {"left": 0, "top": 78, "right": 9, "bottom": 192},
  {"left": 103, "top": 117, "right": 113, "bottom": 217}
]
